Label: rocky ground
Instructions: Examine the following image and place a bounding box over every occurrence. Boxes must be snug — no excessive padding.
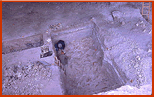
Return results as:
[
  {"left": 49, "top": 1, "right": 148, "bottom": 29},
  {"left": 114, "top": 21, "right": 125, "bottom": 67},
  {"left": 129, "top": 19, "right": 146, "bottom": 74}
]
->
[{"left": 2, "top": 61, "right": 63, "bottom": 95}]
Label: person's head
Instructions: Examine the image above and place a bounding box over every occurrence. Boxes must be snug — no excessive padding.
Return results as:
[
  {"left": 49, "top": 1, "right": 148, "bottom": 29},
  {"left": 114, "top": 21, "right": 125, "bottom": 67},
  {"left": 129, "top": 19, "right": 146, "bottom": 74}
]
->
[{"left": 58, "top": 43, "right": 62, "bottom": 48}]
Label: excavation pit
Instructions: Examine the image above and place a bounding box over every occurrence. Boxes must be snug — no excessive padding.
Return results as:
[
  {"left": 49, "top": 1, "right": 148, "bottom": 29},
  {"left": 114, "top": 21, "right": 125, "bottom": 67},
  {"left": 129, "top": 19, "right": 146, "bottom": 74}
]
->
[
  {"left": 2, "top": 22, "right": 127, "bottom": 95},
  {"left": 51, "top": 22, "right": 125, "bottom": 95}
]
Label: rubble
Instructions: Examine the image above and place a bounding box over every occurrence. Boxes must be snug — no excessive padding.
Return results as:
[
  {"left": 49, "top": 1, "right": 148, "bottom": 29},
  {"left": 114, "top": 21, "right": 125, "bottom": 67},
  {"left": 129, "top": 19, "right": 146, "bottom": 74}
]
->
[{"left": 2, "top": 61, "right": 62, "bottom": 95}]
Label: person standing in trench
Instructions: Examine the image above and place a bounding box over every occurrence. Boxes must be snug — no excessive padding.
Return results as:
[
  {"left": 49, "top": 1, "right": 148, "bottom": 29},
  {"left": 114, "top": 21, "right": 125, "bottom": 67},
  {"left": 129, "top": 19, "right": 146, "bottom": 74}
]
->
[{"left": 55, "top": 40, "right": 68, "bottom": 65}]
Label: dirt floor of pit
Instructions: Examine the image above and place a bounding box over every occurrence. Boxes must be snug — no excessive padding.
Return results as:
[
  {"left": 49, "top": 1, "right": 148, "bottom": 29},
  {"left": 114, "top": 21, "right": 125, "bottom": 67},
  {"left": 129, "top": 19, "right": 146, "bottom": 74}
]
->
[{"left": 59, "top": 36, "right": 123, "bottom": 95}]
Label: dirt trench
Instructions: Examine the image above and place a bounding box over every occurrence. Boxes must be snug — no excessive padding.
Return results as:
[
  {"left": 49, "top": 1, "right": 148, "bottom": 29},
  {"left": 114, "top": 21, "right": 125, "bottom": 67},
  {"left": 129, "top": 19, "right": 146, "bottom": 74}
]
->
[{"left": 51, "top": 22, "right": 125, "bottom": 95}]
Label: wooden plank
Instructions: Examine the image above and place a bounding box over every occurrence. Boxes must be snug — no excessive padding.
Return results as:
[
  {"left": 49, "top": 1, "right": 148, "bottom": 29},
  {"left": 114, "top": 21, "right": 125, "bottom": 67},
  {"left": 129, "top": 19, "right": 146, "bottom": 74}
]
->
[{"left": 142, "top": 2, "right": 150, "bottom": 20}]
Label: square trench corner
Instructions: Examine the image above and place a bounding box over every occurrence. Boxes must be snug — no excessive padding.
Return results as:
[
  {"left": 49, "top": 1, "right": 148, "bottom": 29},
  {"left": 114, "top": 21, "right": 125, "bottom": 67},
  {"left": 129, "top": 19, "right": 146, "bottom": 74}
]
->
[{"left": 50, "top": 21, "right": 128, "bottom": 95}]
